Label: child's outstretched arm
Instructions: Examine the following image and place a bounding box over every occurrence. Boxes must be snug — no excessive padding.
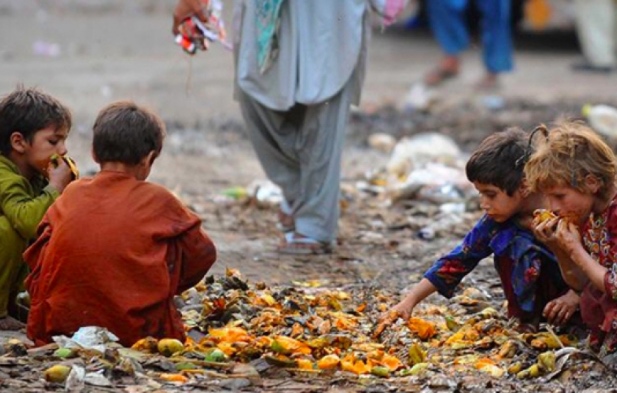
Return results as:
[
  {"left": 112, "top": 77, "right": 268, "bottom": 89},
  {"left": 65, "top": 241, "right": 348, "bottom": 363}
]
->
[
  {"left": 374, "top": 216, "right": 496, "bottom": 337},
  {"left": 373, "top": 279, "right": 436, "bottom": 338},
  {"left": 388, "top": 279, "right": 436, "bottom": 320}
]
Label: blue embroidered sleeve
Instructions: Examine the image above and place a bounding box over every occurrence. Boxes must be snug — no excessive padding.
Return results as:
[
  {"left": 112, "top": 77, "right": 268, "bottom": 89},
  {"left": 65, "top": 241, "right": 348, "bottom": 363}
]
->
[
  {"left": 506, "top": 235, "right": 559, "bottom": 312},
  {"left": 424, "top": 215, "right": 497, "bottom": 298}
]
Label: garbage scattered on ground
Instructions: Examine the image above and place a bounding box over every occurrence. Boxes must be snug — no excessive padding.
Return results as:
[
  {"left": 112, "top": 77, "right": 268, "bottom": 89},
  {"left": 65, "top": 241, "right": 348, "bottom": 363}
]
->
[
  {"left": 52, "top": 326, "right": 119, "bottom": 353},
  {"left": 3, "top": 270, "right": 614, "bottom": 392},
  {"left": 385, "top": 132, "right": 463, "bottom": 178},
  {"left": 367, "top": 133, "right": 397, "bottom": 153},
  {"left": 220, "top": 180, "right": 283, "bottom": 207},
  {"left": 358, "top": 132, "right": 477, "bottom": 241},
  {"left": 402, "top": 82, "right": 435, "bottom": 113},
  {"left": 582, "top": 103, "right": 617, "bottom": 139},
  {"left": 480, "top": 95, "right": 506, "bottom": 111}
]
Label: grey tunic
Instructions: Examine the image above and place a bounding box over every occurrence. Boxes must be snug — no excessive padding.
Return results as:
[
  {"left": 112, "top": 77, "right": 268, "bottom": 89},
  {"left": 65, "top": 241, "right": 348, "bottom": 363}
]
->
[{"left": 233, "top": 0, "right": 369, "bottom": 110}]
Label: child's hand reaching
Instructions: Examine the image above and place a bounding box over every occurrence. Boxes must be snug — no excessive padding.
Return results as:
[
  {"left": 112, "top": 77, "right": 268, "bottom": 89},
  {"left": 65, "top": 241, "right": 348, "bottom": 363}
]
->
[
  {"left": 47, "top": 158, "right": 73, "bottom": 193},
  {"left": 373, "top": 279, "right": 436, "bottom": 338},
  {"left": 543, "top": 289, "right": 579, "bottom": 326},
  {"left": 373, "top": 301, "right": 412, "bottom": 339}
]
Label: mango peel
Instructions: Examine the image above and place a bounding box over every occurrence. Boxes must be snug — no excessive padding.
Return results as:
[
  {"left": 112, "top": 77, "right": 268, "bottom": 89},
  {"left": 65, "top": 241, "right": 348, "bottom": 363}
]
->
[
  {"left": 44, "top": 364, "right": 72, "bottom": 383},
  {"left": 157, "top": 338, "right": 184, "bottom": 357},
  {"left": 50, "top": 154, "right": 79, "bottom": 179},
  {"left": 534, "top": 209, "right": 557, "bottom": 223}
]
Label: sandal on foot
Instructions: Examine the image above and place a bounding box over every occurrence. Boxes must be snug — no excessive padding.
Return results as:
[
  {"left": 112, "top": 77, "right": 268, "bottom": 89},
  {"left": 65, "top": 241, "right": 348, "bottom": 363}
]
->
[
  {"left": 424, "top": 67, "right": 459, "bottom": 86},
  {"left": 276, "top": 209, "right": 295, "bottom": 233},
  {"left": 277, "top": 233, "right": 332, "bottom": 255}
]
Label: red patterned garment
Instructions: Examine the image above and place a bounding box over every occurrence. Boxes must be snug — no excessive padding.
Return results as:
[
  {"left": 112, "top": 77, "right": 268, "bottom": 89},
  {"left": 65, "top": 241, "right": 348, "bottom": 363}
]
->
[{"left": 581, "top": 195, "right": 617, "bottom": 354}]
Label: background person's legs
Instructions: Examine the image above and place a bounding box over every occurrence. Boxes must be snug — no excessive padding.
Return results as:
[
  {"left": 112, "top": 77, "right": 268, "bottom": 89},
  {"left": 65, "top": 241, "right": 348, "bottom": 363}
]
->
[
  {"left": 238, "top": 81, "right": 354, "bottom": 247},
  {"left": 425, "top": 0, "right": 470, "bottom": 85},
  {"left": 290, "top": 84, "right": 354, "bottom": 245},
  {"left": 573, "top": 0, "right": 616, "bottom": 71},
  {"left": 237, "top": 91, "right": 303, "bottom": 222},
  {"left": 476, "top": 0, "right": 513, "bottom": 88}
]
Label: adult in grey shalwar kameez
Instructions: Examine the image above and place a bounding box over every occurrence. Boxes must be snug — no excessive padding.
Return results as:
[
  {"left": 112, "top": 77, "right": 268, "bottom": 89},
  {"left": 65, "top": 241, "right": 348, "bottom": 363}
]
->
[
  {"left": 232, "top": 0, "right": 371, "bottom": 250},
  {"left": 172, "top": 0, "right": 403, "bottom": 253}
]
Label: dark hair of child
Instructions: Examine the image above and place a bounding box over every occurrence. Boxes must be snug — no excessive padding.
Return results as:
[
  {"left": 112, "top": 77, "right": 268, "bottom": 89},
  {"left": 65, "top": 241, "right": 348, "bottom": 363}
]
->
[
  {"left": 0, "top": 86, "right": 72, "bottom": 155},
  {"left": 92, "top": 101, "right": 165, "bottom": 165},
  {"left": 466, "top": 127, "right": 528, "bottom": 196}
]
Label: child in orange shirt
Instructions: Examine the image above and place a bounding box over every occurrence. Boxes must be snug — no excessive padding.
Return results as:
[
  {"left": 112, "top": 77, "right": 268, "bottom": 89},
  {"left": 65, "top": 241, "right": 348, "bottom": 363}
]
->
[
  {"left": 526, "top": 121, "right": 617, "bottom": 359},
  {"left": 24, "top": 101, "right": 217, "bottom": 346}
]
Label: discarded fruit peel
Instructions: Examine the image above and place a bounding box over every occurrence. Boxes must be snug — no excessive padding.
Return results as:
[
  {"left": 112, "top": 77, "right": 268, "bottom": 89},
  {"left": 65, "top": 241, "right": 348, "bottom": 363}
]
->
[
  {"left": 49, "top": 153, "right": 79, "bottom": 179},
  {"left": 30, "top": 271, "right": 602, "bottom": 385}
]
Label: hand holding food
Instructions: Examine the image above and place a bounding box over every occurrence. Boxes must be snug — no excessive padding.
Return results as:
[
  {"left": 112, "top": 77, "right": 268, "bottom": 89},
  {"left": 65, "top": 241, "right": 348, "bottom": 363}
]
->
[
  {"left": 47, "top": 154, "right": 78, "bottom": 193},
  {"left": 532, "top": 209, "right": 560, "bottom": 245},
  {"left": 50, "top": 154, "right": 79, "bottom": 179}
]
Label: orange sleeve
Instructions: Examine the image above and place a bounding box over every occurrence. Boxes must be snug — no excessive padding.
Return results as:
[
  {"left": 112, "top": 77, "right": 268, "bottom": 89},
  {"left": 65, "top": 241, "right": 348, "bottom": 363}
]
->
[
  {"left": 176, "top": 225, "right": 217, "bottom": 293},
  {"left": 23, "top": 214, "right": 53, "bottom": 300}
]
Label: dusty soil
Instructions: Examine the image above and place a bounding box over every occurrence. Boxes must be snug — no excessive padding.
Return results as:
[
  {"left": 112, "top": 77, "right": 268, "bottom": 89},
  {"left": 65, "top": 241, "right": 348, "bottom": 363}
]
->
[{"left": 1, "top": 3, "right": 617, "bottom": 392}]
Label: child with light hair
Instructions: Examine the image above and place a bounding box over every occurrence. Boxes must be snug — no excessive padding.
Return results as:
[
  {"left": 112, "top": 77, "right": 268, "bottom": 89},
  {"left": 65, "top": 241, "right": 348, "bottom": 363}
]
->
[
  {"left": 379, "top": 128, "right": 580, "bottom": 336},
  {"left": 526, "top": 121, "right": 617, "bottom": 358}
]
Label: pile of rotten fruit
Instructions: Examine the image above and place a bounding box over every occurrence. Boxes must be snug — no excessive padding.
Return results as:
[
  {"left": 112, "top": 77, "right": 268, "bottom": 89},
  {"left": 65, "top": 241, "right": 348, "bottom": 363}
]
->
[{"left": 5, "top": 269, "right": 613, "bottom": 390}]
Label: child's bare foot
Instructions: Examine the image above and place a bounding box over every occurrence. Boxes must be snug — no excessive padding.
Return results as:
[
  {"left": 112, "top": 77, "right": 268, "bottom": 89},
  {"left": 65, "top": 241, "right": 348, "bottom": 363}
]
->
[{"left": 0, "top": 316, "right": 25, "bottom": 330}]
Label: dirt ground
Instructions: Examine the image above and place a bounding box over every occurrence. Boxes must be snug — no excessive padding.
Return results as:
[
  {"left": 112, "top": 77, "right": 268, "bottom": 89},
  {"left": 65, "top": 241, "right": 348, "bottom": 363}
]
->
[
  {"left": 2, "top": 3, "right": 617, "bottom": 392},
  {"left": 2, "top": 4, "right": 616, "bottom": 285}
]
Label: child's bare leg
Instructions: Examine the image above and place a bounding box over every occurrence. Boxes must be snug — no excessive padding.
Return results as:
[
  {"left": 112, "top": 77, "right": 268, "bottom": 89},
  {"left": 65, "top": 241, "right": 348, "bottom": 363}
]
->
[{"left": 0, "top": 316, "right": 25, "bottom": 330}]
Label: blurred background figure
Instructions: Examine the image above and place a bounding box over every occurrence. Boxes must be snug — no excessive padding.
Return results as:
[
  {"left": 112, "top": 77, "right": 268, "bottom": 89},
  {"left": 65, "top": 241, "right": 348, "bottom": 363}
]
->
[
  {"left": 172, "top": 0, "right": 406, "bottom": 255},
  {"left": 424, "top": 0, "right": 513, "bottom": 90},
  {"left": 572, "top": 0, "right": 616, "bottom": 73}
]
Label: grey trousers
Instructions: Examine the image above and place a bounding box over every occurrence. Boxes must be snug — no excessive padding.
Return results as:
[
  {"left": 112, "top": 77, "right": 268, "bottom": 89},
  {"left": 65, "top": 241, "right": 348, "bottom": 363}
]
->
[{"left": 237, "top": 83, "right": 354, "bottom": 243}]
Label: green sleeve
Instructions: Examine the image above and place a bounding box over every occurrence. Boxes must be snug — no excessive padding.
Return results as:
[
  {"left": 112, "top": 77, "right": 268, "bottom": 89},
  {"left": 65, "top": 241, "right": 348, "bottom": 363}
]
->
[{"left": 0, "top": 173, "right": 59, "bottom": 241}]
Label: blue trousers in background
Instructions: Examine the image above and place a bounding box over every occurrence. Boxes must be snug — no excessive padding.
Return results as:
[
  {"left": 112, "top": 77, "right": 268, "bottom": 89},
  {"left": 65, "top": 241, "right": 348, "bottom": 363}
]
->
[{"left": 427, "top": 0, "right": 513, "bottom": 73}]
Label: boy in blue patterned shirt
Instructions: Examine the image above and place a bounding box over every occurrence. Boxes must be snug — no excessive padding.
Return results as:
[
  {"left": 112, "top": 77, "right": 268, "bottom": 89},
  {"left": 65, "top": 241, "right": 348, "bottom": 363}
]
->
[{"left": 381, "top": 128, "right": 580, "bottom": 333}]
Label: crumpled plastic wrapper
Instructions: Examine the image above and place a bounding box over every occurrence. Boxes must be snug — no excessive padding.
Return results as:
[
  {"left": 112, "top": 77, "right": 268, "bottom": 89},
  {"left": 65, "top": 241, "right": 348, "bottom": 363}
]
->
[{"left": 52, "top": 326, "right": 119, "bottom": 353}]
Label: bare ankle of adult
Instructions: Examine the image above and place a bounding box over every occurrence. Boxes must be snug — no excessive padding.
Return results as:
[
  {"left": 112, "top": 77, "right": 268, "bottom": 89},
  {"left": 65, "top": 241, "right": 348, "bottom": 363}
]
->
[
  {"left": 440, "top": 55, "right": 460, "bottom": 73},
  {"left": 476, "top": 73, "right": 499, "bottom": 90},
  {"left": 424, "top": 55, "right": 460, "bottom": 86},
  {"left": 0, "top": 316, "right": 25, "bottom": 330},
  {"left": 277, "top": 209, "right": 295, "bottom": 233}
]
